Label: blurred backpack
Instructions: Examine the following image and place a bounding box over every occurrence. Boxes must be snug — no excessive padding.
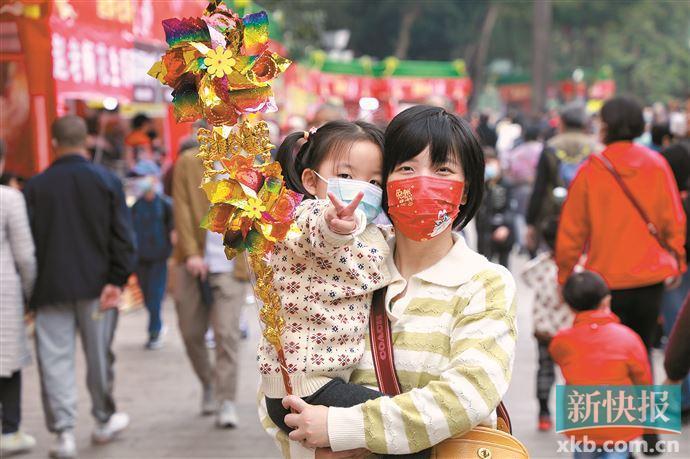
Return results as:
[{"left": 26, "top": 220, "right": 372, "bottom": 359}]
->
[
  {"left": 538, "top": 133, "right": 600, "bottom": 223},
  {"left": 554, "top": 147, "right": 588, "bottom": 189}
]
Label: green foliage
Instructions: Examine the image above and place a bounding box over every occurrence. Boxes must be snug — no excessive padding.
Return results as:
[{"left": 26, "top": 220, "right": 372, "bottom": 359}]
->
[
  {"left": 259, "top": 0, "right": 690, "bottom": 102},
  {"left": 598, "top": 0, "right": 690, "bottom": 102},
  {"left": 259, "top": 0, "right": 326, "bottom": 60}
]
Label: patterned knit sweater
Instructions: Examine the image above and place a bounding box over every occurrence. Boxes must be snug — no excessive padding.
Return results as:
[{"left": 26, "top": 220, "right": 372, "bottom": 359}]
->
[
  {"left": 259, "top": 234, "right": 517, "bottom": 457},
  {"left": 259, "top": 198, "right": 391, "bottom": 398}
]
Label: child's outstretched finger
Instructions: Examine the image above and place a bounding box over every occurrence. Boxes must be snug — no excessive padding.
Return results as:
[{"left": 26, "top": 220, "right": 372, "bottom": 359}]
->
[
  {"left": 340, "top": 192, "right": 364, "bottom": 217},
  {"left": 327, "top": 192, "right": 347, "bottom": 214}
]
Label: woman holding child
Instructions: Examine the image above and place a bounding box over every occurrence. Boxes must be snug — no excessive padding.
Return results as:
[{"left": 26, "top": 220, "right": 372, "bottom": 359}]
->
[{"left": 257, "top": 105, "right": 518, "bottom": 457}]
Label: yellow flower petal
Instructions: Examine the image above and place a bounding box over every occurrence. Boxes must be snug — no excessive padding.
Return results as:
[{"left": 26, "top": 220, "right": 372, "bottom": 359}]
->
[{"left": 204, "top": 46, "right": 237, "bottom": 79}]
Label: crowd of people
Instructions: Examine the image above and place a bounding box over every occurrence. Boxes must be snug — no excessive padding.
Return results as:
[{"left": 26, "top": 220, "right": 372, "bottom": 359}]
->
[
  {"left": 0, "top": 94, "right": 688, "bottom": 459},
  {"left": 474, "top": 96, "right": 689, "bottom": 458}
]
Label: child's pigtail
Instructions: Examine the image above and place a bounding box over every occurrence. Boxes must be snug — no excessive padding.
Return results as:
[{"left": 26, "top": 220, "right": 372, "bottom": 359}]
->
[{"left": 277, "top": 131, "right": 311, "bottom": 197}]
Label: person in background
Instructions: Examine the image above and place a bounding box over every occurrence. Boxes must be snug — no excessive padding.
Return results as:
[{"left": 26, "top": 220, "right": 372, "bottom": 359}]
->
[
  {"left": 664, "top": 294, "right": 690, "bottom": 424},
  {"left": 0, "top": 172, "right": 22, "bottom": 190},
  {"left": 668, "top": 100, "right": 687, "bottom": 140},
  {"left": 521, "top": 217, "right": 573, "bottom": 432},
  {"left": 163, "top": 119, "right": 208, "bottom": 197},
  {"left": 125, "top": 113, "right": 153, "bottom": 171},
  {"left": 475, "top": 112, "right": 498, "bottom": 149},
  {"left": 172, "top": 141, "right": 245, "bottom": 428},
  {"left": 309, "top": 102, "right": 347, "bottom": 128},
  {"left": 555, "top": 97, "right": 686, "bottom": 453},
  {"left": 526, "top": 103, "right": 600, "bottom": 254},
  {"left": 132, "top": 176, "right": 173, "bottom": 350},
  {"left": 550, "top": 271, "right": 651, "bottom": 459},
  {"left": 476, "top": 151, "right": 517, "bottom": 268},
  {"left": 659, "top": 142, "right": 690, "bottom": 417},
  {"left": 556, "top": 97, "right": 686, "bottom": 349},
  {"left": 129, "top": 142, "right": 161, "bottom": 178},
  {"left": 0, "top": 140, "right": 37, "bottom": 455},
  {"left": 125, "top": 113, "right": 153, "bottom": 149},
  {"left": 504, "top": 122, "right": 543, "bottom": 254},
  {"left": 23, "top": 116, "right": 137, "bottom": 459},
  {"left": 650, "top": 122, "right": 673, "bottom": 152},
  {"left": 495, "top": 110, "right": 522, "bottom": 159}
]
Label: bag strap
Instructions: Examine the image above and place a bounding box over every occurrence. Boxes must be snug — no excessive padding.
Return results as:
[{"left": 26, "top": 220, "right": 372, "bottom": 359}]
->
[
  {"left": 369, "top": 288, "right": 402, "bottom": 396},
  {"left": 369, "top": 288, "right": 512, "bottom": 434},
  {"left": 592, "top": 153, "right": 680, "bottom": 269}
]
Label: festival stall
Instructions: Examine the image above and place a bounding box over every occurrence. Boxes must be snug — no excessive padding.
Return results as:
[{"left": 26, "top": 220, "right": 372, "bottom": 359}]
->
[
  {"left": 495, "top": 66, "right": 616, "bottom": 113},
  {"left": 291, "top": 53, "right": 473, "bottom": 120},
  {"left": 0, "top": 0, "right": 228, "bottom": 176}
]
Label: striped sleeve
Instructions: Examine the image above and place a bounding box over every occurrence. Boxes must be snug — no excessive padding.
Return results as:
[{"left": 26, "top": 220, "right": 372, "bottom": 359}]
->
[{"left": 328, "top": 268, "right": 518, "bottom": 454}]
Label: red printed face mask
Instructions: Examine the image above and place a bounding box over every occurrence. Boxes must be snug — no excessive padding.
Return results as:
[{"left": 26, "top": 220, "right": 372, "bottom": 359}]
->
[{"left": 386, "top": 176, "right": 464, "bottom": 241}]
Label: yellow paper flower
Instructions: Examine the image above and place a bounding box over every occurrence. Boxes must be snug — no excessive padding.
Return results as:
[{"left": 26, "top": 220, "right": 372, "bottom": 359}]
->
[
  {"left": 204, "top": 46, "right": 236, "bottom": 78},
  {"left": 245, "top": 197, "right": 266, "bottom": 220}
]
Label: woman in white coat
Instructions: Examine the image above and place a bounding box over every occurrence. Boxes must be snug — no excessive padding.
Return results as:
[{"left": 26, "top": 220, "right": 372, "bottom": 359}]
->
[{"left": 0, "top": 141, "right": 37, "bottom": 455}]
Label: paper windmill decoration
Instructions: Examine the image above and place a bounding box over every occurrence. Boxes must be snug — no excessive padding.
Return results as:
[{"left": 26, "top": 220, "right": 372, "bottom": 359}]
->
[
  {"left": 148, "top": 1, "right": 291, "bottom": 127},
  {"left": 197, "top": 120, "right": 303, "bottom": 260},
  {"left": 149, "top": 1, "right": 299, "bottom": 395}
]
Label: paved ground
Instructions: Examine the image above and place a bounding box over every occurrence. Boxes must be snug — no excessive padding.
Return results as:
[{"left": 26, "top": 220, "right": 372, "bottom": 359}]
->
[{"left": 17, "top": 255, "right": 690, "bottom": 458}]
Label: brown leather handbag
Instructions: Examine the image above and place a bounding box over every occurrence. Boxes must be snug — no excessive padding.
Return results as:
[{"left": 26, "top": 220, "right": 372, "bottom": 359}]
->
[{"left": 369, "top": 289, "right": 530, "bottom": 459}]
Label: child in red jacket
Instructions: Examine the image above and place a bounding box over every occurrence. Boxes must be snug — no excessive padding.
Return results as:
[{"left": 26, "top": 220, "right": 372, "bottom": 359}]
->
[{"left": 550, "top": 271, "right": 652, "bottom": 457}]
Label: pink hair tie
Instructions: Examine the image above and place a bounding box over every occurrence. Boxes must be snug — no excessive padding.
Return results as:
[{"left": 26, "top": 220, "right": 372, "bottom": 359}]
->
[{"left": 303, "top": 127, "right": 317, "bottom": 141}]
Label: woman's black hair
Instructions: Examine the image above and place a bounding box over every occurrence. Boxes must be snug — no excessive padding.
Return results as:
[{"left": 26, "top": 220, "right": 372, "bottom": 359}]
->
[
  {"left": 600, "top": 96, "right": 645, "bottom": 144},
  {"left": 382, "top": 105, "right": 485, "bottom": 230},
  {"left": 276, "top": 120, "right": 384, "bottom": 198}
]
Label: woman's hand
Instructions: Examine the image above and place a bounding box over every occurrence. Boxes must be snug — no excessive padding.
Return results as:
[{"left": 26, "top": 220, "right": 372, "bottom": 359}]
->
[
  {"left": 283, "top": 395, "right": 331, "bottom": 449},
  {"left": 492, "top": 225, "right": 510, "bottom": 242},
  {"left": 325, "top": 192, "right": 364, "bottom": 235}
]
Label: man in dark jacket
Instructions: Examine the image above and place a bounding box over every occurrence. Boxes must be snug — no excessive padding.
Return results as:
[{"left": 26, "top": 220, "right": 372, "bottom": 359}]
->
[{"left": 24, "top": 116, "right": 136, "bottom": 459}]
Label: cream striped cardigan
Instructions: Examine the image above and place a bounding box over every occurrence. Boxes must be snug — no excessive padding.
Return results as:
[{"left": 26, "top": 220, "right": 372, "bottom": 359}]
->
[{"left": 259, "top": 234, "right": 517, "bottom": 456}]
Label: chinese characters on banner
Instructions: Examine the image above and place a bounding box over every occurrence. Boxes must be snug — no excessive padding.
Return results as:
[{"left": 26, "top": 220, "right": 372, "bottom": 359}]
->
[
  {"left": 49, "top": 0, "right": 210, "bottom": 102},
  {"left": 50, "top": 32, "right": 133, "bottom": 100},
  {"left": 49, "top": 0, "right": 134, "bottom": 101}
]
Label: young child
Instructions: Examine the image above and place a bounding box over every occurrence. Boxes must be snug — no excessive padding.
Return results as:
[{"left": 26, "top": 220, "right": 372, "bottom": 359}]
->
[
  {"left": 521, "top": 217, "right": 573, "bottom": 431},
  {"left": 475, "top": 150, "right": 517, "bottom": 268},
  {"left": 550, "top": 271, "right": 652, "bottom": 457},
  {"left": 131, "top": 176, "right": 173, "bottom": 349},
  {"left": 261, "top": 121, "right": 391, "bottom": 434}
]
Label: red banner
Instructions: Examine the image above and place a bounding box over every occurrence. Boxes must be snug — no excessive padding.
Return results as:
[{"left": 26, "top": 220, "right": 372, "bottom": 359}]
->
[
  {"left": 49, "top": 0, "right": 135, "bottom": 102},
  {"left": 1, "top": 0, "right": 56, "bottom": 176},
  {"left": 49, "top": 0, "right": 210, "bottom": 103},
  {"left": 132, "top": 0, "right": 209, "bottom": 45},
  {"left": 301, "top": 68, "right": 472, "bottom": 117}
]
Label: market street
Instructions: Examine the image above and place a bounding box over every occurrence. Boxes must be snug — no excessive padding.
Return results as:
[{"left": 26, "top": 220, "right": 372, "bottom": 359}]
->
[{"left": 17, "top": 255, "right": 690, "bottom": 458}]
